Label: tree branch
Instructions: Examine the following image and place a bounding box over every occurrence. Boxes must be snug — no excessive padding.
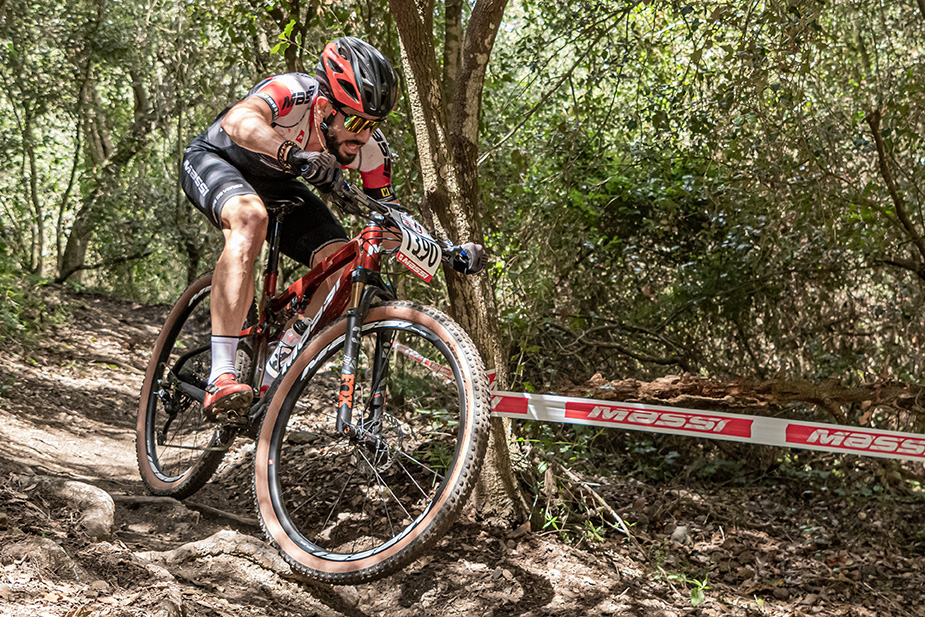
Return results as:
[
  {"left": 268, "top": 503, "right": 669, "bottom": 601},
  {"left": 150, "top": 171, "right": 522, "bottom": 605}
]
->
[
  {"left": 866, "top": 109, "right": 925, "bottom": 262},
  {"left": 442, "top": 0, "right": 463, "bottom": 116},
  {"left": 881, "top": 256, "right": 925, "bottom": 282},
  {"left": 451, "top": 0, "right": 509, "bottom": 147},
  {"left": 546, "top": 321, "right": 688, "bottom": 368},
  {"left": 477, "top": 2, "right": 641, "bottom": 166},
  {"left": 55, "top": 249, "right": 152, "bottom": 284}
]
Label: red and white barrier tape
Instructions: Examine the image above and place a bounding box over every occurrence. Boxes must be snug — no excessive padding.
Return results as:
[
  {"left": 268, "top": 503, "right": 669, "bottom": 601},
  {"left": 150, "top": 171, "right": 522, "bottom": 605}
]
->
[
  {"left": 393, "top": 342, "right": 455, "bottom": 382},
  {"left": 394, "top": 345, "right": 925, "bottom": 461}
]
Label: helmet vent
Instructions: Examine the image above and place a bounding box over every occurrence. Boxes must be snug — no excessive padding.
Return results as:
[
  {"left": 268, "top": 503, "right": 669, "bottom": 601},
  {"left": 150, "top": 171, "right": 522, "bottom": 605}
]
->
[
  {"left": 326, "top": 58, "right": 343, "bottom": 75},
  {"left": 337, "top": 80, "right": 359, "bottom": 104}
]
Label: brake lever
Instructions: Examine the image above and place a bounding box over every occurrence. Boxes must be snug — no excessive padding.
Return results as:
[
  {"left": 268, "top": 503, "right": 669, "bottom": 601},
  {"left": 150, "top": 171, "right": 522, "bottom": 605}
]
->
[
  {"left": 330, "top": 182, "right": 364, "bottom": 216},
  {"left": 439, "top": 240, "right": 464, "bottom": 264}
]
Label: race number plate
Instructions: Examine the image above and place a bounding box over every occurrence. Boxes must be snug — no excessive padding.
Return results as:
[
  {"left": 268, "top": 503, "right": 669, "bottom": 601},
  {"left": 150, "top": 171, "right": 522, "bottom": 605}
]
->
[{"left": 394, "top": 213, "right": 441, "bottom": 282}]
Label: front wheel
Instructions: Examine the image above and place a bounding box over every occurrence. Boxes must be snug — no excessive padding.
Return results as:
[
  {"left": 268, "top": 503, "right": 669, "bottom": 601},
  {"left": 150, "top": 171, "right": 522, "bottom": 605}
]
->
[
  {"left": 136, "top": 273, "right": 237, "bottom": 499},
  {"left": 254, "top": 301, "right": 490, "bottom": 584}
]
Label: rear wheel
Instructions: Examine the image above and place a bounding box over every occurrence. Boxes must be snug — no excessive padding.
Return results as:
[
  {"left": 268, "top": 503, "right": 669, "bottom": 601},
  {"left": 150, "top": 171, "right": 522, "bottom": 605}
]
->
[
  {"left": 136, "top": 273, "right": 238, "bottom": 498},
  {"left": 254, "top": 301, "right": 490, "bottom": 584}
]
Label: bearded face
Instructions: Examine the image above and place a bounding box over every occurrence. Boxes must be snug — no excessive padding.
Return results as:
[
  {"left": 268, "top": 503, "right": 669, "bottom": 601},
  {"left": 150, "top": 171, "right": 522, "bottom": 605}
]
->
[{"left": 321, "top": 121, "right": 367, "bottom": 166}]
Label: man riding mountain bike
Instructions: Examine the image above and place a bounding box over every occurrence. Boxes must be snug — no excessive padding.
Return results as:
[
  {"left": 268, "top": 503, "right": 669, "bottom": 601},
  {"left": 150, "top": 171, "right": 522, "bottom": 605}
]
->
[{"left": 180, "top": 36, "right": 487, "bottom": 418}]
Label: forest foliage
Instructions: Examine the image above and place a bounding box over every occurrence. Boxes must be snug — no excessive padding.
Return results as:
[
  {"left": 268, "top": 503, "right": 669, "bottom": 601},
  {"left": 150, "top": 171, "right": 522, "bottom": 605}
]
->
[{"left": 2, "top": 0, "right": 925, "bottom": 406}]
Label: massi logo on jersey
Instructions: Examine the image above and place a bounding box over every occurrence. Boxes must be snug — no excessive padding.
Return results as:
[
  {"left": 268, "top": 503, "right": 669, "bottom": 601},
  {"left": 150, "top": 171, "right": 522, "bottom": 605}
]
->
[
  {"left": 281, "top": 91, "right": 310, "bottom": 113},
  {"left": 786, "top": 424, "right": 925, "bottom": 457},
  {"left": 565, "top": 402, "right": 752, "bottom": 437}
]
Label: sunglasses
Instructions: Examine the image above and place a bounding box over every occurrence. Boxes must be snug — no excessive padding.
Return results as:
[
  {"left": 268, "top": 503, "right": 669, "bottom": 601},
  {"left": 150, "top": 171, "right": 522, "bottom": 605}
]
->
[
  {"left": 326, "top": 105, "right": 384, "bottom": 134},
  {"left": 342, "top": 113, "right": 383, "bottom": 133}
]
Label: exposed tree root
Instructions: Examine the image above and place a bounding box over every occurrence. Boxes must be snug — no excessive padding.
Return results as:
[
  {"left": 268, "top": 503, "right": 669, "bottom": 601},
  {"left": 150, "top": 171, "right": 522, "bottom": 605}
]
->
[
  {"left": 36, "top": 477, "right": 115, "bottom": 541},
  {"left": 112, "top": 494, "right": 259, "bottom": 528},
  {"left": 136, "top": 529, "right": 290, "bottom": 575}
]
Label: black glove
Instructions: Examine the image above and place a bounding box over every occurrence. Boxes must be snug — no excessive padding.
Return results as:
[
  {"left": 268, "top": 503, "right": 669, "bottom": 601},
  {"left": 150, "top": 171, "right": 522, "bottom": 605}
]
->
[
  {"left": 451, "top": 242, "right": 488, "bottom": 275},
  {"left": 288, "top": 148, "right": 343, "bottom": 191}
]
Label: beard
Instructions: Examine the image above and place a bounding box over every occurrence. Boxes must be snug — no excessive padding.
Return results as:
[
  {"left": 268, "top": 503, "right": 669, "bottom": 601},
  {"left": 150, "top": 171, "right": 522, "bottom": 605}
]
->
[{"left": 321, "top": 123, "right": 364, "bottom": 166}]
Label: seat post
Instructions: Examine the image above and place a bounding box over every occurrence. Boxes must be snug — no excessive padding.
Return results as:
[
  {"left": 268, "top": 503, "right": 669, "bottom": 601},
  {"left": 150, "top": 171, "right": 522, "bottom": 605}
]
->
[{"left": 263, "top": 209, "right": 284, "bottom": 299}]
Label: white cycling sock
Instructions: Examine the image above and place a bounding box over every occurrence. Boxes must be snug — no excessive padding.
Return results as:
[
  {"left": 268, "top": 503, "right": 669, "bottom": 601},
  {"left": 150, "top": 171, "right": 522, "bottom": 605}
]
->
[{"left": 208, "top": 335, "right": 240, "bottom": 385}]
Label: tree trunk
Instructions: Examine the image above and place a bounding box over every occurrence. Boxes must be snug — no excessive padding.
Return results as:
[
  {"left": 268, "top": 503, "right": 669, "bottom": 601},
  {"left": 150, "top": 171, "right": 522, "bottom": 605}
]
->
[
  {"left": 56, "top": 125, "right": 83, "bottom": 274},
  {"left": 442, "top": 0, "right": 463, "bottom": 116},
  {"left": 58, "top": 204, "right": 94, "bottom": 284},
  {"left": 390, "top": 0, "right": 529, "bottom": 524},
  {"left": 23, "top": 109, "right": 44, "bottom": 276},
  {"left": 58, "top": 73, "right": 153, "bottom": 283}
]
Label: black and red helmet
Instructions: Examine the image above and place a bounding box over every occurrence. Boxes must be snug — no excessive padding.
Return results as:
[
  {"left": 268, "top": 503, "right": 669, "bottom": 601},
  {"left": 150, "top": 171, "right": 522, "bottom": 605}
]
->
[{"left": 315, "top": 37, "right": 399, "bottom": 120}]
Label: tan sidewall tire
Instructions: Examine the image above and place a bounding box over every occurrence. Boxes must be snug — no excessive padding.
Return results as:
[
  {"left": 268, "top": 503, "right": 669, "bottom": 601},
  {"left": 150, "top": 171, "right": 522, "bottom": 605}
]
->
[
  {"left": 253, "top": 301, "right": 489, "bottom": 583},
  {"left": 136, "top": 273, "right": 231, "bottom": 496}
]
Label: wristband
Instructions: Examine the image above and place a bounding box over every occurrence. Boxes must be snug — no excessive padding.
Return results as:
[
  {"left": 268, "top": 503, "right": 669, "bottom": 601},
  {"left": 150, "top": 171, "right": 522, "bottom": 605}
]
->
[{"left": 277, "top": 140, "right": 299, "bottom": 173}]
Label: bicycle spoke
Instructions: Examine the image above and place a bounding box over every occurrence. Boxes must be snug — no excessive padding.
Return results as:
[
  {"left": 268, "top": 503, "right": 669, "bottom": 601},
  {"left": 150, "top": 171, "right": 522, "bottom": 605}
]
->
[
  {"left": 352, "top": 473, "right": 374, "bottom": 555},
  {"left": 139, "top": 274, "right": 236, "bottom": 499},
  {"left": 394, "top": 448, "right": 445, "bottom": 485},
  {"left": 395, "top": 458, "right": 437, "bottom": 501},
  {"left": 353, "top": 446, "right": 414, "bottom": 521},
  {"left": 318, "top": 468, "right": 358, "bottom": 540}
]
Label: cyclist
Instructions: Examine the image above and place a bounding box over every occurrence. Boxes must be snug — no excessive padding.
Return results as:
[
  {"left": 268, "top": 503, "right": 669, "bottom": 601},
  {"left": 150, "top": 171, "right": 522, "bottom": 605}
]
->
[{"left": 180, "top": 37, "right": 487, "bottom": 418}]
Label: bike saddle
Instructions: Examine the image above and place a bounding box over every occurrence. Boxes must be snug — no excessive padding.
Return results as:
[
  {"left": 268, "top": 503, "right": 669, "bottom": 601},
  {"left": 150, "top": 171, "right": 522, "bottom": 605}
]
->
[{"left": 264, "top": 197, "right": 304, "bottom": 217}]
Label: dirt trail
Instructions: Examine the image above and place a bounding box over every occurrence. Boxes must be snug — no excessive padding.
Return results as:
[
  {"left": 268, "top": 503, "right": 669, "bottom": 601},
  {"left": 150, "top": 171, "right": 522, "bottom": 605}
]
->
[{"left": 0, "top": 287, "right": 924, "bottom": 617}]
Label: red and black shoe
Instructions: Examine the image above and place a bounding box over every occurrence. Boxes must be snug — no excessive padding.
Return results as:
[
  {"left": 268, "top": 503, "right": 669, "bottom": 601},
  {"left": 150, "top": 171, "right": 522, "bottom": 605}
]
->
[{"left": 203, "top": 373, "right": 253, "bottom": 422}]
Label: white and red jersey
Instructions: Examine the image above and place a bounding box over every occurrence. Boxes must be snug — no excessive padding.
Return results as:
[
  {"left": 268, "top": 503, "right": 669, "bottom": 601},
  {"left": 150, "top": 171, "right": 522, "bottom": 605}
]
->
[{"left": 199, "top": 73, "right": 394, "bottom": 199}]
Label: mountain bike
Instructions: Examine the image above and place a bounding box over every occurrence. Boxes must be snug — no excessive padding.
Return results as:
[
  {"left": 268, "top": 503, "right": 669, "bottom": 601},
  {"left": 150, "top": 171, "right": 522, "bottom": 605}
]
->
[{"left": 136, "top": 184, "right": 491, "bottom": 583}]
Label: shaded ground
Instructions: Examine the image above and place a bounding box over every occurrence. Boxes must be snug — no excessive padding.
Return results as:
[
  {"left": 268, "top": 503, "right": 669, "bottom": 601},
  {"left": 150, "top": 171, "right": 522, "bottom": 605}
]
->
[{"left": 1, "top": 286, "right": 924, "bottom": 616}]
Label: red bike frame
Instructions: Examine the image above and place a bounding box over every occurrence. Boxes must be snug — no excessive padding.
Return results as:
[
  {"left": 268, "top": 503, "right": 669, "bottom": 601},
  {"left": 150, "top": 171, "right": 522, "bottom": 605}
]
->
[{"left": 239, "top": 203, "right": 393, "bottom": 436}]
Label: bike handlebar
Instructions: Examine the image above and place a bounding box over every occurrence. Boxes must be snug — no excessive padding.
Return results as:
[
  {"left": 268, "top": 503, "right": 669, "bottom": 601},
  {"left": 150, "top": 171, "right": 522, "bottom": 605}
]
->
[{"left": 329, "top": 183, "right": 469, "bottom": 263}]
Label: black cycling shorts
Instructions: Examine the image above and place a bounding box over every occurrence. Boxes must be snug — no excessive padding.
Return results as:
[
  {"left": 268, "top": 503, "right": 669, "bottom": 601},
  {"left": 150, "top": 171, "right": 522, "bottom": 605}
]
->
[{"left": 180, "top": 141, "right": 348, "bottom": 267}]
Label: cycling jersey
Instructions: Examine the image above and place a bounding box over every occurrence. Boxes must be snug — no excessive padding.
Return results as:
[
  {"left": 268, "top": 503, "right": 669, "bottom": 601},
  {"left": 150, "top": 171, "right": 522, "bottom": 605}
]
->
[{"left": 194, "top": 72, "right": 394, "bottom": 200}]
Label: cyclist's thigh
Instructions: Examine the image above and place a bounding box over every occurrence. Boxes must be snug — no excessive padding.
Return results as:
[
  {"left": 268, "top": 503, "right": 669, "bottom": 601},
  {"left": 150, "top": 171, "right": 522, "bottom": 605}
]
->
[
  {"left": 181, "top": 145, "right": 260, "bottom": 229},
  {"left": 256, "top": 179, "right": 348, "bottom": 268}
]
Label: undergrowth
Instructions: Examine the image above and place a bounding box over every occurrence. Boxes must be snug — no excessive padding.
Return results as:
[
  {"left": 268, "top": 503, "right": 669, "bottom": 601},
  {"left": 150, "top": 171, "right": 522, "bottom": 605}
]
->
[
  {"left": 0, "top": 273, "right": 71, "bottom": 345},
  {"left": 515, "top": 420, "right": 925, "bottom": 550}
]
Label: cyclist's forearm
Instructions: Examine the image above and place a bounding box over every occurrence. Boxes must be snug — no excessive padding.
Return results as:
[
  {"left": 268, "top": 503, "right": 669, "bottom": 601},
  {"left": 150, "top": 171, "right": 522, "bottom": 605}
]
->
[{"left": 221, "top": 99, "right": 283, "bottom": 158}]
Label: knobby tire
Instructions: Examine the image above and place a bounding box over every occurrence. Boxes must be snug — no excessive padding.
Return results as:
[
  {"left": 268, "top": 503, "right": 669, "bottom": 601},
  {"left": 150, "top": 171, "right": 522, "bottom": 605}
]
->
[
  {"left": 136, "top": 272, "right": 237, "bottom": 498},
  {"left": 253, "top": 301, "right": 490, "bottom": 584}
]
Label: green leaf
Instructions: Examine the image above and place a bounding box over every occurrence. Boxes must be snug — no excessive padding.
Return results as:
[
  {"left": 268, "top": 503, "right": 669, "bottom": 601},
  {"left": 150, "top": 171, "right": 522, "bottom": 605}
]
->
[{"left": 691, "top": 588, "right": 705, "bottom": 606}]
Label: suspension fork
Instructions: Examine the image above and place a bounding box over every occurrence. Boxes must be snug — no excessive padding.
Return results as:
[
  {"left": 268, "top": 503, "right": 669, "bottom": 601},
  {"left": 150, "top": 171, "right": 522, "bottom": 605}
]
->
[
  {"left": 367, "top": 331, "right": 392, "bottom": 428},
  {"left": 335, "top": 221, "right": 388, "bottom": 438},
  {"left": 335, "top": 276, "right": 396, "bottom": 437}
]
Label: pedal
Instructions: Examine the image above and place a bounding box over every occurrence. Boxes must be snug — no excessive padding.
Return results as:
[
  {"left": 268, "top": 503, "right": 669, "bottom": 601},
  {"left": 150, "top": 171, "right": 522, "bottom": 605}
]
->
[{"left": 216, "top": 405, "right": 251, "bottom": 426}]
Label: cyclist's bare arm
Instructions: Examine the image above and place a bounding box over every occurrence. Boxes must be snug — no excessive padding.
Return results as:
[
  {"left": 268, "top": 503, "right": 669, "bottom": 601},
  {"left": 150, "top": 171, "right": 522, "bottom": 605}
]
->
[{"left": 220, "top": 98, "right": 286, "bottom": 158}]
